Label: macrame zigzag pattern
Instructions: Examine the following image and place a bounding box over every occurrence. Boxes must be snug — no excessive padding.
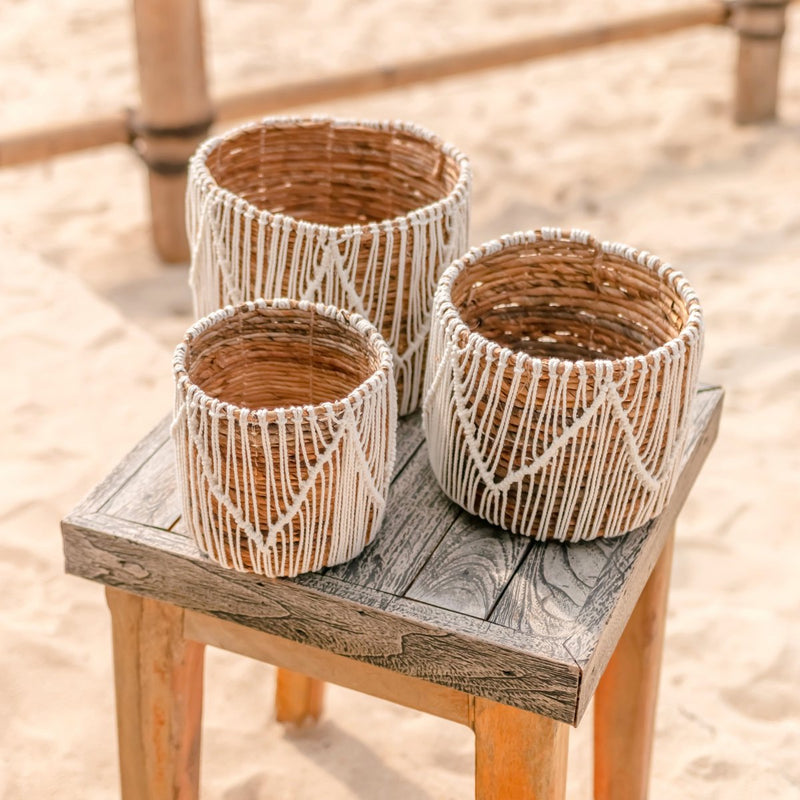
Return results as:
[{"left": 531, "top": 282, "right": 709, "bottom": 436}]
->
[
  {"left": 422, "top": 230, "right": 703, "bottom": 543},
  {"left": 172, "top": 299, "right": 396, "bottom": 578},
  {"left": 186, "top": 118, "right": 471, "bottom": 416}
]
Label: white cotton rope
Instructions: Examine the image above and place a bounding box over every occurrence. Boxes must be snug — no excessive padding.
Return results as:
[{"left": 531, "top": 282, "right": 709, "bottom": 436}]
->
[
  {"left": 186, "top": 116, "right": 471, "bottom": 416},
  {"left": 422, "top": 229, "right": 704, "bottom": 542},
  {"left": 172, "top": 298, "right": 397, "bottom": 577}
]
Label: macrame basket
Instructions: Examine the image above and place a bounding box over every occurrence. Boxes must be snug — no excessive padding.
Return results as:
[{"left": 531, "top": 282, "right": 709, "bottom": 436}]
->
[
  {"left": 172, "top": 298, "right": 397, "bottom": 577},
  {"left": 187, "top": 115, "right": 471, "bottom": 416},
  {"left": 423, "top": 229, "right": 704, "bottom": 542}
]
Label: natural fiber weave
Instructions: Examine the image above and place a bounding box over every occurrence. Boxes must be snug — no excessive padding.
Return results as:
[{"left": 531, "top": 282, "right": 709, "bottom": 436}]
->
[
  {"left": 187, "top": 116, "right": 471, "bottom": 416},
  {"left": 423, "top": 229, "right": 704, "bottom": 541},
  {"left": 172, "top": 298, "right": 396, "bottom": 577}
]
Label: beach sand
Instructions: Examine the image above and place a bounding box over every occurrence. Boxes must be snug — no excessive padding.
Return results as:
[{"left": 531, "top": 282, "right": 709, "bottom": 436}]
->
[{"left": 1, "top": 1, "right": 798, "bottom": 797}]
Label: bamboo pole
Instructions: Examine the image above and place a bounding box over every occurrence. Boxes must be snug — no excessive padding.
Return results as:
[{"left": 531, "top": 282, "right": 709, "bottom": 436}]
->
[
  {"left": 217, "top": 3, "right": 729, "bottom": 120},
  {"left": 0, "top": 2, "right": 732, "bottom": 171},
  {"left": 131, "top": 0, "right": 213, "bottom": 262},
  {"left": 0, "top": 113, "right": 129, "bottom": 167},
  {"left": 733, "top": 0, "right": 789, "bottom": 123}
]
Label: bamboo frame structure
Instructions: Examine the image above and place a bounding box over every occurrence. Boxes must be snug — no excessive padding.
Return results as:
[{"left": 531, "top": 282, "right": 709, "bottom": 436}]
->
[{"left": 0, "top": 0, "right": 791, "bottom": 261}]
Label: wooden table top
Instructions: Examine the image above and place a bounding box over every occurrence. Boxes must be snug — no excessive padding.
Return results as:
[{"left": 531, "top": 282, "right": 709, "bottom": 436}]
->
[{"left": 62, "top": 386, "right": 722, "bottom": 725}]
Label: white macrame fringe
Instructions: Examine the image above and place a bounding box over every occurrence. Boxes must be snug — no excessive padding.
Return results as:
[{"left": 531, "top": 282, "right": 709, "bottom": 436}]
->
[
  {"left": 173, "top": 298, "right": 397, "bottom": 577},
  {"left": 186, "top": 116, "right": 471, "bottom": 416},
  {"left": 423, "top": 229, "right": 704, "bottom": 542}
]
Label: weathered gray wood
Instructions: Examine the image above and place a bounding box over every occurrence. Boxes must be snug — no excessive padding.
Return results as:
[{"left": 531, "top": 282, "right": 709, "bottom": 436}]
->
[
  {"left": 325, "top": 444, "right": 462, "bottom": 594},
  {"left": 393, "top": 411, "right": 426, "bottom": 479},
  {"left": 404, "top": 514, "right": 532, "bottom": 619},
  {"left": 61, "top": 386, "right": 722, "bottom": 726},
  {"left": 490, "top": 387, "right": 723, "bottom": 723},
  {"left": 73, "top": 416, "right": 171, "bottom": 516},
  {"left": 62, "top": 513, "right": 580, "bottom": 722},
  {"left": 294, "top": 566, "right": 576, "bottom": 666},
  {"left": 491, "top": 539, "right": 620, "bottom": 638},
  {"left": 102, "top": 439, "right": 181, "bottom": 531}
]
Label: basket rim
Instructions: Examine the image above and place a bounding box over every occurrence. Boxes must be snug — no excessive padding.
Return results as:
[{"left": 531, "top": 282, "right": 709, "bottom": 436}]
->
[
  {"left": 434, "top": 228, "right": 704, "bottom": 374},
  {"left": 173, "top": 297, "right": 394, "bottom": 422},
  {"left": 189, "top": 114, "right": 472, "bottom": 235}
]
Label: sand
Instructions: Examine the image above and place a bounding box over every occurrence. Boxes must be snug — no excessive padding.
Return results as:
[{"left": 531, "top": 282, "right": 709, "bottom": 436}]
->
[{"left": 1, "top": 0, "right": 799, "bottom": 797}]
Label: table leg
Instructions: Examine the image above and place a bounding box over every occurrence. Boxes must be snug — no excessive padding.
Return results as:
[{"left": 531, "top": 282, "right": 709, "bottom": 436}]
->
[
  {"left": 106, "top": 587, "right": 205, "bottom": 800},
  {"left": 275, "top": 668, "right": 325, "bottom": 724},
  {"left": 472, "top": 697, "right": 569, "bottom": 800},
  {"left": 593, "top": 526, "right": 676, "bottom": 800}
]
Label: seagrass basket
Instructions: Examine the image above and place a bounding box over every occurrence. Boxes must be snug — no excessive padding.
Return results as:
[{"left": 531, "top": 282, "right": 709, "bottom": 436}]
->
[
  {"left": 423, "top": 229, "right": 704, "bottom": 541},
  {"left": 172, "top": 298, "right": 396, "bottom": 577},
  {"left": 187, "top": 115, "right": 471, "bottom": 416}
]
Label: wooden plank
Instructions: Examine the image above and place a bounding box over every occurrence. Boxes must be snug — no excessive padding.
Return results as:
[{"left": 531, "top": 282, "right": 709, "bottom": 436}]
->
[
  {"left": 325, "top": 444, "right": 462, "bottom": 595},
  {"left": 404, "top": 514, "right": 532, "bottom": 618},
  {"left": 295, "top": 569, "right": 576, "bottom": 665},
  {"left": 383, "top": 595, "right": 576, "bottom": 719},
  {"left": 393, "top": 411, "right": 426, "bottom": 479},
  {"left": 72, "top": 416, "right": 171, "bottom": 517},
  {"left": 102, "top": 440, "right": 181, "bottom": 532},
  {"left": 473, "top": 697, "right": 569, "bottom": 800},
  {"left": 62, "top": 513, "right": 580, "bottom": 722},
  {"left": 184, "top": 609, "right": 471, "bottom": 726},
  {"left": 490, "top": 538, "right": 621, "bottom": 639}
]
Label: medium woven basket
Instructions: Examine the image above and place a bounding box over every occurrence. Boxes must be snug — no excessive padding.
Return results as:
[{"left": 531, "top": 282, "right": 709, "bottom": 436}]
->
[
  {"left": 423, "top": 229, "right": 704, "bottom": 541},
  {"left": 172, "top": 298, "right": 396, "bottom": 577},
  {"left": 187, "top": 115, "right": 471, "bottom": 416}
]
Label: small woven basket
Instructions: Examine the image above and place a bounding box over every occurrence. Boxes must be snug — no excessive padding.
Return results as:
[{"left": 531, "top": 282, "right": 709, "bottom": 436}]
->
[
  {"left": 172, "top": 298, "right": 396, "bottom": 577},
  {"left": 187, "top": 115, "right": 471, "bottom": 416},
  {"left": 423, "top": 229, "right": 704, "bottom": 541}
]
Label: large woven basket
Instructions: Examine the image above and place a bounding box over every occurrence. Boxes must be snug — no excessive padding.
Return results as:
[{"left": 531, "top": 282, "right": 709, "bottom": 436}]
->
[
  {"left": 423, "top": 229, "right": 704, "bottom": 541},
  {"left": 172, "top": 298, "right": 396, "bottom": 577},
  {"left": 187, "top": 115, "right": 471, "bottom": 416}
]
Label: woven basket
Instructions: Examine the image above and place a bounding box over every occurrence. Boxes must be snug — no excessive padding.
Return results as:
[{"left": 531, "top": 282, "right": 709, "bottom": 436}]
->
[
  {"left": 423, "top": 229, "right": 704, "bottom": 541},
  {"left": 187, "top": 115, "right": 471, "bottom": 416},
  {"left": 172, "top": 298, "right": 396, "bottom": 577}
]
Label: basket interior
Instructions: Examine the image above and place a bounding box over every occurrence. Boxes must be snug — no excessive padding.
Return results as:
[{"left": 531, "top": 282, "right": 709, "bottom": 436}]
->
[
  {"left": 451, "top": 240, "right": 690, "bottom": 362},
  {"left": 185, "top": 306, "right": 381, "bottom": 410},
  {"left": 207, "top": 120, "right": 462, "bottom": 227}
]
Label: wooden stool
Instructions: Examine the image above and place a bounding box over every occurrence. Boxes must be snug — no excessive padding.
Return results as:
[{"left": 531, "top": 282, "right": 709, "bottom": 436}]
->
[{"left": 62, "top": 386, "right": 722, "bottom": 799}]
